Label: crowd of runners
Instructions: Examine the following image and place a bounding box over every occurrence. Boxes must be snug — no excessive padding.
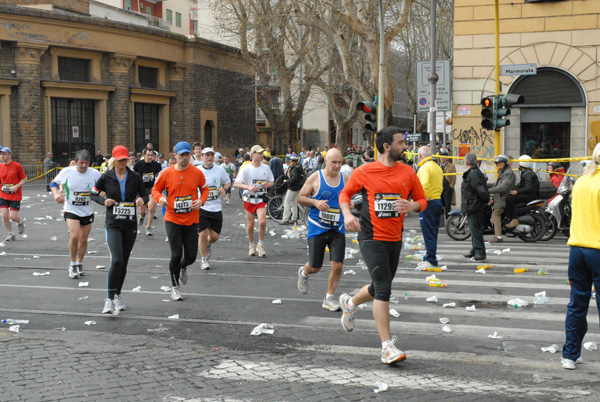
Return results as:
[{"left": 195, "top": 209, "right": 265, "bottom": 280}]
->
[{"left": 2, "top": 128, "right": 598, "bottom": 369}]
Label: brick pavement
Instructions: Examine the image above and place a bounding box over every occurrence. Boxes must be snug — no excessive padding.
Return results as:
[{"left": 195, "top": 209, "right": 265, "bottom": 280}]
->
[{"left": 0, "top": 327, "right": 595, "bottom": 402}]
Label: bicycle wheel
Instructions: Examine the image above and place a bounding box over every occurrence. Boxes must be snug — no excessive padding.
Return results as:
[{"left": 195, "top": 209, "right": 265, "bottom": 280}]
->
[{"left": 267, "top": 195, "right": 285, "bottom": 223}]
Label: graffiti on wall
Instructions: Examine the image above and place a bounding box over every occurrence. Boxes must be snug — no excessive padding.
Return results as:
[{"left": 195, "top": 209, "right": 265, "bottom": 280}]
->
[{"left": 452, "top": 127, "right": 494, "bottom": 164}]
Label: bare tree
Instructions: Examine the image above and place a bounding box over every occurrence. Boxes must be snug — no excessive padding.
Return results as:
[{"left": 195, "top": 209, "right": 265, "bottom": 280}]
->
[
  {"left": 392, "top": 0, "right": 454, "bottom": 132},
  {"left": 210, "top": 0, "right": 330, "bottom": 152},
  {"left": 295, "top": 0, "right": 416, "bottom": 129}
]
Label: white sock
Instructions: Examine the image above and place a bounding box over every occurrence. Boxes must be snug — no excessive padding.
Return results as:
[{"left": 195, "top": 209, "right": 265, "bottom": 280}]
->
[
  {"left": 201, "top": 257, "right": 208, "bottom": 262},
  {"left": 326, "top": 293, "right": 334, "bottom": 300},
  {"left": 382, "top": 339, "right": 392, "bottom": 349},
  {"left": 9, "top": 231, "right": 15, "bottom": 236},
  {"left": 70, "top": 261, "right": 77, "bottom": 266},
  {"left": 249, "top": 242, "right": 254, "bottom": 247},
  {"left": 347, "top": 297, "right": 358, "bottom": 311},
  {"left": 75, "top": 261, "right": 81, "bottom": 266},
  {"left": 258, "top": 240, "right": 263, "bottom": 245}
]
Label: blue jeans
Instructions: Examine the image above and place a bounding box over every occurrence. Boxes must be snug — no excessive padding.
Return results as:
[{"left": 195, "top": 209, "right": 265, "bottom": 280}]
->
[
  {"left": 563, "top": 246, "right": 600, "bottom": 361},
  {"left": 419, "top": 199, "right": 442, "bottom": 266}
]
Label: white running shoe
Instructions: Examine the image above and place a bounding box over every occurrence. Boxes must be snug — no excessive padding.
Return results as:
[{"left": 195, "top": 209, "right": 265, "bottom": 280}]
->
[
  {"left": 146, "top": 227, "right": 153, "bottom": 236},
  {"left": 76, "top": 264, "right": 85, "bottom": 277},
  {"left": 561, "top": 358, "right": 577, "bottom": 370},
  {"left": 322, "top": 297, "right": 341, "bottom": 311},
  {"left": 68, "top": 265, "right": 79, "bottom": 279},
  {"left": 180, "top": 268, "right": 188, "bottom": 285},
  {"left": 102, "top": 299, "right": 117, "bottom": 314},
  {"left": 17, "top": 219, "right": 25, "bottom": 235},
  {"left": 5, "top": 233, "right": 16, "bottom": 242},
  {"left": 297, "top": 267, "right": 308, "bottom": 294},
  {"left": 249, "top": 244, "right": 256, "bottom": 256},
  {"left": 381, "top": 336, "right": 406, "bottom": 364},
  {"left": 114, "top": 295, "right": 126, "bottom": 311},
  {"left": 339, "top": 293, "right": 357, "bottom": 332},
  {"left": 171, "top": 287, "right": 183, "bottom": 301},
  {"left": 256, "top": 244, "right": 266, "bottom": 258},
  {"left": 200, "top": 260, "right": 211, "bottom": 270}
]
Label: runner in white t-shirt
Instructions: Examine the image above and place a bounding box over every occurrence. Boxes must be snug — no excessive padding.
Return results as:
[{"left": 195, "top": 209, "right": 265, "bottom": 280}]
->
[
  {"left": 191, "top": 142, "right": 203, "bottom": 167},
  {"left": 197, "top": 148, "right": 231, "bottom": 270},
  {"left": 220, "top": 155, "right": 237, "bottom": 205},
  {"left": 50, "top": 150, "right": 101, "bottom": 279},
  {"left": 234, "top": 145, "right": 274, "bottom": 257}
]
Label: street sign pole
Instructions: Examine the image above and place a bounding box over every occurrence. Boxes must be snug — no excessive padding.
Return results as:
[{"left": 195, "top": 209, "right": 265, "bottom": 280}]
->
[
  {"left": 428, "top": 0, "right": 438, "bottom": 153},
  {"left": 494, "top": 0, "right": 501, "bottom": 162},
  {"left": 375, "top": 0, "right": 385, "bottom": 160}
]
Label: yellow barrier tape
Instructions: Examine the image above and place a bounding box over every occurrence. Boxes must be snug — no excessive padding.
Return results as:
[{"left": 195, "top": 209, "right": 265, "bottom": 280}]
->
[
  {"left": 415, "top": 153, "right": 592, "bottom": 168},
  {"left": 442, "top": 167, "right": 582, "bottom": 178}
]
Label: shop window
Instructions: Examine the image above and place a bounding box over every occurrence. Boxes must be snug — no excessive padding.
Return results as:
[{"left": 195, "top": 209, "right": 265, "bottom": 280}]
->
[
  {"left": 521, "top": 122, "right": 570, "bottom": 160},
  {"left": 139, "top": 66, "right": 158, "bottom": 89},
  {"left": 58, "top": 57, "right": 91, "bottom": 83}
]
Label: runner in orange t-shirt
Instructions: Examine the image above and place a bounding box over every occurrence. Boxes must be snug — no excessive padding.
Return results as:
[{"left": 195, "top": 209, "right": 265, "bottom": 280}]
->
[
  {"left": 0, "top": 147, "right": 27, "bottom": 242},
  {"left": 338, "top": 127, "right": 427, "bottom": 365},
  {"left": 153, "top": 141, "right": 209, "bottom": 301}
]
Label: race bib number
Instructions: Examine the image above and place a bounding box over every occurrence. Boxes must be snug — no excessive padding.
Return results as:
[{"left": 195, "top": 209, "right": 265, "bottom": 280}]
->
[
  {"left": 72, "top": 191, "right": 90, "bottom": 206},
  {"left": 208, "top": 186, "right": 219, "bottom": 201},
  {"left": 174, "top": 195, "right": 193, "bottom": 214},
  {"left": 374, "top": 193, "right": 401, "bottom": 218},
  {"left": 318, "top": 208, "right": 341, "bottom": 226},
  {"left": 113, "top": 202, "right": 135, "bottom": 220},
  {"left": 252, "top": 180, "right": 266, "bottom": 195},
  {"left": 142, "top": 172, "right": 154, "bottom": 183},
  {"left": 1, "top": 184, "right": 13, "bottom": 194},
  {"left": 243, "top": 195, "right": 262, "bottom": 204}
]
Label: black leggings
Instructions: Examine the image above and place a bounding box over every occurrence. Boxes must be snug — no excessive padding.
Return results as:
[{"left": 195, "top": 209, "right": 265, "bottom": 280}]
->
[
  {"left": 165, "top": 221, "right": 199, "bottom": 287},
  {"left": 105, "top": 225, "right": 137, "bottom": 300},
  {"left": 359, "top": 239, "right": 402, "bottom": 302}
]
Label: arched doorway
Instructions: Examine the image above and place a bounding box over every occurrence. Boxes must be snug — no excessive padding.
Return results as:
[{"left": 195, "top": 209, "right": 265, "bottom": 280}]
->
[{"left": 508, "top": 67, "right": 586, "bottom": 161}]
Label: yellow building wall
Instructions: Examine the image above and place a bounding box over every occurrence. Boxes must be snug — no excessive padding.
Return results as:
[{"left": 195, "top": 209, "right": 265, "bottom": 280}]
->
[{"left": 453, "top": 0, "right": 600, "bottom": 160}]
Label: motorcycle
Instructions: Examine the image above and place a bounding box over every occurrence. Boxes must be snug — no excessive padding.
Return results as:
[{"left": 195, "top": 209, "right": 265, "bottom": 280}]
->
[
  {"left": 547, "top": 160, "right": 589, "bottom": 239},
  {"left": 445, "top": 181, "right": 556, "bottom": 243}
]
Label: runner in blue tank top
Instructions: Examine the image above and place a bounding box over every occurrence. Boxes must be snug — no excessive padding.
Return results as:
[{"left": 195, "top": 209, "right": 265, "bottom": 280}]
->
[{"left": 296, "top": 149, "right": 352, "bottom": 311}]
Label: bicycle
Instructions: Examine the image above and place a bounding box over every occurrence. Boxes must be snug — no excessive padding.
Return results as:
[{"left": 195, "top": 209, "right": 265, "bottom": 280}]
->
[{"left": 267, "top": 194, "right": 308, "bottom": 226}]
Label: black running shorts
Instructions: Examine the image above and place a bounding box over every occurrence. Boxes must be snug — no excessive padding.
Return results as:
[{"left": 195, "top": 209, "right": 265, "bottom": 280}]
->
[{"left": 307, "top": 229, "right": 345, "bottom": 268}]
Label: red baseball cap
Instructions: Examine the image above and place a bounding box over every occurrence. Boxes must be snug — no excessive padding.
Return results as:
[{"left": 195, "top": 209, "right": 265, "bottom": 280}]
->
[{"left": 112, "top": 145, "right": 129, "bottom": 161}]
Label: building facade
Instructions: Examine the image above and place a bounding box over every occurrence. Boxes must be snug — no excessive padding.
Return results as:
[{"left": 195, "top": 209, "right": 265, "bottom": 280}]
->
[
  {"left": 453, "top": 0, "right": 600, "bottom": 162},
  {"left": 0, "top": 2, "right": 255, "bottom": 165}
]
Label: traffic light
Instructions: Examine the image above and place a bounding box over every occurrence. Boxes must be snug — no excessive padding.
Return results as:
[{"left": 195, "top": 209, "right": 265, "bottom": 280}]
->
[
  {"left": 356, "top": 99, "right": 378, "bottom": 132},
  {"left": 481, "top": 96, "right": 495, "bottom": 130},
  {"left": 495, "top": 93, "right": 525, "bottom": 129}
]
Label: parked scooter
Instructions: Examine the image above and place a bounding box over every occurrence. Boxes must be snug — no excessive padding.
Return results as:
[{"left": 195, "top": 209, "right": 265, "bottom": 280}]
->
[
  {"left": 446, "top": 181, "right": 556, "bottom": 242},
  {"left": 547, "top": 160, "right": 589, "bottom": 239}
]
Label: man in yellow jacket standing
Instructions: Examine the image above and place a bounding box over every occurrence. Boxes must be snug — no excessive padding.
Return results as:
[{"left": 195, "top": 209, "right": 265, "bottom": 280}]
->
[
  {"left": 416, "top": 146, "right": 444, "bottom": 270},
  {"left": 562, "top": 145, "right": 600, "bottom": 370}
]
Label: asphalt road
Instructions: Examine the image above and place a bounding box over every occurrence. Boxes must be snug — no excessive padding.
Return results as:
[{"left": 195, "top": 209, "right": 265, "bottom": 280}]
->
[{"left": 0, "top": 187, "right": 598, "bottom": 401}]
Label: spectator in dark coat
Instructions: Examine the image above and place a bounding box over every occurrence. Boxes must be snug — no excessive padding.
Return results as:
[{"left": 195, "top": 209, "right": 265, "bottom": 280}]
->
[{"left": 461, "top": 153, "right": 489, "bottom": 261}]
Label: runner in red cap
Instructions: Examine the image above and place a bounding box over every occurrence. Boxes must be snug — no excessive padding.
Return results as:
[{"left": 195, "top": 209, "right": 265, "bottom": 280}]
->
[{"left": 91, "top": 145, "right": 148, "bottom": 315}]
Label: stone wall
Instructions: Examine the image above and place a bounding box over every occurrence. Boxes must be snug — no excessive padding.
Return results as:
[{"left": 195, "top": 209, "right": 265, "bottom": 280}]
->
[
  {"left": 0, "top": 5, "right": 255, "bottom": 164},
  {"left": 193, "top": 64, "right": 256, "bottom": 152}
]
